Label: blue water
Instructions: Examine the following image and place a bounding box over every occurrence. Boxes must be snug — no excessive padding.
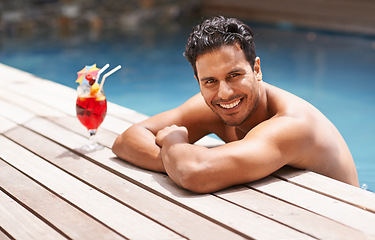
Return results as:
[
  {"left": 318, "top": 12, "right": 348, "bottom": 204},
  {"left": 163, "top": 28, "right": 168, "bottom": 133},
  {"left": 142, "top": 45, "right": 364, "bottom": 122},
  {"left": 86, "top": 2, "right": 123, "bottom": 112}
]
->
[{"left": 1, "top": 20, "right": 374, "bottom": 189}]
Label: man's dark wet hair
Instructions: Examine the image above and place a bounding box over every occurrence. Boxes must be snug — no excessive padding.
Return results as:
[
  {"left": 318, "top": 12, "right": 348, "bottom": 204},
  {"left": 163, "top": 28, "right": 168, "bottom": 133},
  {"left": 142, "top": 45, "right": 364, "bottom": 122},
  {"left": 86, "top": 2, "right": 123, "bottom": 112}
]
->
[{"left": 184, "top": 16, "right": 256, "bottom": 79}]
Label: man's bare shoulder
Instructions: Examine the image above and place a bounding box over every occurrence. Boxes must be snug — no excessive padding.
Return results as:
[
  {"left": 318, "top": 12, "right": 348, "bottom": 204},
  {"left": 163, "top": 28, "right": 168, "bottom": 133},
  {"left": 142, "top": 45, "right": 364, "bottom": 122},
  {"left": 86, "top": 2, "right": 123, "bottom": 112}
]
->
[
  {"left": 231, "top": 84, "right": 325, "bottom": 168},
  {"left": 262, "top": 84, "right": 358, "bottom": 186},
  {"left": 244, "top": 111, "right": 313, "bottom": 165}
]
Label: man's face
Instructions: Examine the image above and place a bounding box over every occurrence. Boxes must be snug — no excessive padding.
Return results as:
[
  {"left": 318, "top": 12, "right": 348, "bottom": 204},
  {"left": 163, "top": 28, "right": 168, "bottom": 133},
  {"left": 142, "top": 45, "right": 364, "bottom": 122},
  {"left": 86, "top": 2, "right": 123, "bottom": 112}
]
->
[{"left": 196, "top": 44, "right": 262, "bottom": 126}]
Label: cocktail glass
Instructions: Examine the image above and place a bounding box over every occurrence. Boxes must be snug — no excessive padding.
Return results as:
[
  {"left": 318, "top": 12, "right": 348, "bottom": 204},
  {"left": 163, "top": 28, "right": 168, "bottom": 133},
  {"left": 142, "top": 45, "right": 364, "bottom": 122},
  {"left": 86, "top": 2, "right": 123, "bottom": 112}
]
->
[{"left": 76, "top": 84, "right": 107, "bottom": 150}]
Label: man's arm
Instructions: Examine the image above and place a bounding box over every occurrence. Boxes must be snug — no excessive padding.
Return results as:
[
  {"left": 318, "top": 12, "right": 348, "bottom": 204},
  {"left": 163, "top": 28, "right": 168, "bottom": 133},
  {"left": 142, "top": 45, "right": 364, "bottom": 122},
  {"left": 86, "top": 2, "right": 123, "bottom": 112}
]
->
[
  {"left": 156, "top": 117, "right": 308, "bottom": 193},
  {"left": 112, "top": 123, "right": 165, "bottom": 172},
  {"left": 112, "top": 94, "right": 220, "bottom": 172}
]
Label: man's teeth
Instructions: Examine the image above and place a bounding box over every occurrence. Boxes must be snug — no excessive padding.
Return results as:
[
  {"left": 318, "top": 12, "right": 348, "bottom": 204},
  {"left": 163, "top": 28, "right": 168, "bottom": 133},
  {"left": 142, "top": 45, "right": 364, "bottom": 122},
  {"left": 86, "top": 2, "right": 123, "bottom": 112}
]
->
[{"left": 220, "top": 99, "right": 241, "bottom": 109}]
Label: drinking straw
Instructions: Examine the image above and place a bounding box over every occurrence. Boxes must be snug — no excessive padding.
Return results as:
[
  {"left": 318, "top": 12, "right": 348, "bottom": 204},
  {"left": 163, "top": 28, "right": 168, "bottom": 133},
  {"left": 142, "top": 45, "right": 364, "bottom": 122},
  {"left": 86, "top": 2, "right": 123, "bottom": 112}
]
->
[
  {"left": 96, "top": 63, "right": 110, "bottom": 83},
  {"left": 99, "top": 65, "right": 122, "bottom": 91}
]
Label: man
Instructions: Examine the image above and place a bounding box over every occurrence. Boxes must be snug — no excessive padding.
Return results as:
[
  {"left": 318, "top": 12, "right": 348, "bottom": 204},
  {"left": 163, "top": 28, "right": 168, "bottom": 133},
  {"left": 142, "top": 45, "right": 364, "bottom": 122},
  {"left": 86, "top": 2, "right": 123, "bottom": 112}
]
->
[{"left": 112, "top": 16, "right": 359, "bottom": 193}]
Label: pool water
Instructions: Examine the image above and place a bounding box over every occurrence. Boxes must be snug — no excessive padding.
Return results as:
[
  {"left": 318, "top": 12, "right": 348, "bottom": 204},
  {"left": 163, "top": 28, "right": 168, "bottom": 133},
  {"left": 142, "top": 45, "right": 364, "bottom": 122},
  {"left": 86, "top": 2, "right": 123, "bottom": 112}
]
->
[{"left": 1, "top": 19, "right": 374, "bottom": 189}]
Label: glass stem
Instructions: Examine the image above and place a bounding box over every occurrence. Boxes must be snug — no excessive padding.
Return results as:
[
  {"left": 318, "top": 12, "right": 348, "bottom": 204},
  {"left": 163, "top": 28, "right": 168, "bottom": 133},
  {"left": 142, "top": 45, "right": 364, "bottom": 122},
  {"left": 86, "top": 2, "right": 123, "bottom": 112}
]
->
[{"left": 88, "top": 129, "right": 97, "bottom": 146}]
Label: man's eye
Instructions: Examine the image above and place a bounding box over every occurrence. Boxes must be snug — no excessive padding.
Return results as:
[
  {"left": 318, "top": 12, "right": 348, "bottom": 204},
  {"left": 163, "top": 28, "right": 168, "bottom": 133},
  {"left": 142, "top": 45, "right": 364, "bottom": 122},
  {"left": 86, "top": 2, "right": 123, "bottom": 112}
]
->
[
  {"left": 205, "top": 79, "right": 216, "bottom": 84},
  {"left": 230, "top": 73, "right": 240, "bottom": 78}
]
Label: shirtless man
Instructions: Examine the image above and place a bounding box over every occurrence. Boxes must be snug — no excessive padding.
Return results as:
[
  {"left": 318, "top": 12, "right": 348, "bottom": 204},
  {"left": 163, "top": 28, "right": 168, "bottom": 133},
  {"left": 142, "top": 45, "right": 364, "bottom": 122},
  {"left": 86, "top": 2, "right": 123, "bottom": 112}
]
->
[{"left": 112, "top": 16, "right": 359, "bottom": 193}]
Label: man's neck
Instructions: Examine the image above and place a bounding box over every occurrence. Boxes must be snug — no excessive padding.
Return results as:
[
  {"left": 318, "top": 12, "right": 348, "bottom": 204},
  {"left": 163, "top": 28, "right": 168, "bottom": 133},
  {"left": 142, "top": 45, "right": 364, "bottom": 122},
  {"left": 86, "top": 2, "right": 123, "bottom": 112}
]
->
[{"left": 236, "top": 82, "right": 271, "bottom": 133}]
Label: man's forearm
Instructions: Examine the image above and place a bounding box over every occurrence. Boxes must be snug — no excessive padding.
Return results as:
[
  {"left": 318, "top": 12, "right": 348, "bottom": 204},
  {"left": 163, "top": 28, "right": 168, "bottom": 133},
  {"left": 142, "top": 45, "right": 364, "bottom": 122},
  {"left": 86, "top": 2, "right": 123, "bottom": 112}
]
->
[
  {"left": 160, "top": 136, "right": 213, "bottom": 193},
  {"left": 112, "top": 125, "right": 165, "bottom": 172}
]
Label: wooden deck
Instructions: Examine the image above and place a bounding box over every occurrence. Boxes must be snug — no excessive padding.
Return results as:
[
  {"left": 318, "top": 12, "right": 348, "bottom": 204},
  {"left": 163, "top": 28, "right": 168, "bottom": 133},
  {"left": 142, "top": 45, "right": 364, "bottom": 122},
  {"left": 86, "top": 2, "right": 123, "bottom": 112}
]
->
[{"left": 1, "top": 62, "right": 375, "bottom": 239}]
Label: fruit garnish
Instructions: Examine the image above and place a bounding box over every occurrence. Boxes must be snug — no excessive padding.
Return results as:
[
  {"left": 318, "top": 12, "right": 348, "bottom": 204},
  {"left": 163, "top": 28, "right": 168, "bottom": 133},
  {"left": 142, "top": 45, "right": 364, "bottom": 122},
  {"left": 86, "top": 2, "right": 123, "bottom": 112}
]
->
[
  {"left": 85, "top": 74, "right": 96, "bottom": 85},
  {"left": 85, "top": 74, "right": 93, "bottom": 80},
  {"left": 96, "top": 96, "right": 106, "bottom": 101},
  {"left": 90, "top": 83, "right": 100, "bottom": 95}
]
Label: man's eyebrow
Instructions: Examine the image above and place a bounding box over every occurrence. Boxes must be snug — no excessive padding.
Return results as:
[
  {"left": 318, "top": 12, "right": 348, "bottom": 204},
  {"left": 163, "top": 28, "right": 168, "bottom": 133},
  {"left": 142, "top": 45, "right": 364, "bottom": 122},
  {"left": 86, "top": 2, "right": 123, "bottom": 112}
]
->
[
  {"left": 199, "top": 68, "right": 246, "bottom": 82},
  {"left": 228, "top": 68, "right": 245, "bottom": 74},
  {"left": 199, "top": 76, "right": 215, "bottom": 82}
]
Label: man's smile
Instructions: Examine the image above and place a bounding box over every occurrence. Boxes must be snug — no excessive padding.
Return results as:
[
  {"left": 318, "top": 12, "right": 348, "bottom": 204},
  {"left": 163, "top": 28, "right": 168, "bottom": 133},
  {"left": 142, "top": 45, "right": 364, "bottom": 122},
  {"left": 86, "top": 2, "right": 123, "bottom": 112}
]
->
[{"left": 219, "top": 99, "right": 242, "bottom": 109}]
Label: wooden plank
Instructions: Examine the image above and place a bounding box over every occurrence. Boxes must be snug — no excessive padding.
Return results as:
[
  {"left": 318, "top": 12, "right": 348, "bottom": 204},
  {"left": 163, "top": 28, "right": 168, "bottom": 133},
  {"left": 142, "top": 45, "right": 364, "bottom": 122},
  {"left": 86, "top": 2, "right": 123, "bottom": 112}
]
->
[
  {"left": 273, "top": 166, "right": 375, "bottom": 213},
  {"left": 0, "top": 98, "right": 35, "bottom": 124},
  {"left": 0, "top": 116, "right": 17, "bottom": 134},
  {"left": 50, "top": 115, "right": 120, "bottom": 149},
  {"left": 107, "top": 101, "right": 149, "bottom": 123},
  {"left": 3, "top": 78, "right": 76, "bottom": 117},
  {"left": 248, "top": 176, "right": 375, "bottom": 237},
  {"left": 0, "top": 135, "right": 183, "bottom": 240},
  {"left": 101, "top": 115, "right": 133, "bottom": 135},
  {"left": 0, "top": 88, "right": 65, "bottom": 118},
  {"left": 0, "top": 229, "right": 12, "bottom": 240},
  {"left": 22, "top": 117, "right": 315, "bottom": 239},
  {"left": 5, "top": 126, "right": 246, "bottom": 240},
  {"left": 0, "top": 190, "right": 66, "bottom": 240},
  {"left": 0, "top": 159, "right": 125, "bottom": 240},
  {"left": 0, "top": 63, "right": 42, "bottom": 84},
  {"left": 216, "top": 185, "right": 368, "bottom": 240}
]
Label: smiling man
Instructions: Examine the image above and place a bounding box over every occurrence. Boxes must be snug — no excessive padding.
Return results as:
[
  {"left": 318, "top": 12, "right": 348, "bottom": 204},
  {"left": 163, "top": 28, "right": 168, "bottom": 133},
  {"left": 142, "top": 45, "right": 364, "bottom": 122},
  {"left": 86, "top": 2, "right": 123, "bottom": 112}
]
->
[{"left": 112, "top": 16, "right": 359, "bottom": 193}]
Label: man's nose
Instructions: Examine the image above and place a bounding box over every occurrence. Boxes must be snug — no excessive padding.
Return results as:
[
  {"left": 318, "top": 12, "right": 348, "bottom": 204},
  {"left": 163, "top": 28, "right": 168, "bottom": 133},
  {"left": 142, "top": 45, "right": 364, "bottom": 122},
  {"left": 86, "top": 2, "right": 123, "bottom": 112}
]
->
[{"left": 217, "top": 81, "right": 233, "bottom": 100}]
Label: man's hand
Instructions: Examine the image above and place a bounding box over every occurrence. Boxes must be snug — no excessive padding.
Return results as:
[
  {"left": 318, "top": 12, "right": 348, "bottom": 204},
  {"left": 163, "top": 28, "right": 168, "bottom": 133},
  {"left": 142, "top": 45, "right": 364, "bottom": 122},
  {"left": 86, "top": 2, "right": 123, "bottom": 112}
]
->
[{"left": 155, "top": 125, "right": 189, "bottom": 147}]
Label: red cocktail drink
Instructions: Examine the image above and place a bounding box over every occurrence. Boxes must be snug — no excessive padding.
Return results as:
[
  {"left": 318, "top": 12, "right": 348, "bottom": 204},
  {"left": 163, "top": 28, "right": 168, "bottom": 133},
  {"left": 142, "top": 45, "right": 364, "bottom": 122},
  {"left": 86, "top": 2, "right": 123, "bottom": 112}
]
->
[
  {"left": 76, "top": 83, "right": 107, "bottom": 150},
  {"left": 75, "top": 63, "right": 120, "bottom": 150},
  {"left": 76, "top": 95, "right": 107, "bottom": 130}
]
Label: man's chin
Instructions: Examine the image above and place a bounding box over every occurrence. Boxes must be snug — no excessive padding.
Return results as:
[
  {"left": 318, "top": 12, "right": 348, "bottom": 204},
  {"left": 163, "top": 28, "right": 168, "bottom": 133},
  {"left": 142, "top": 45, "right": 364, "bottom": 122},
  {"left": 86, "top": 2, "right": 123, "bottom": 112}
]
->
[
  {"left": 218, "top": 114, "right": 246, "bottom": 127},
  {"left": 223, "top": 120, "right": 243, "bottom": 127}
]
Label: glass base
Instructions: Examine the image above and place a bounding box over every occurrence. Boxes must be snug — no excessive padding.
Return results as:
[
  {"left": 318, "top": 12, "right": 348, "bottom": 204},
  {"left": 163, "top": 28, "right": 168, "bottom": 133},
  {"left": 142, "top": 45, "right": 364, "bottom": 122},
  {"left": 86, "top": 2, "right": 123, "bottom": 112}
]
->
[
  {"left": 81, "top": 141, "right": 102, "bottom": 152},
  {"left": 80, "top": 129, "right": 103, "bottom": 152}
]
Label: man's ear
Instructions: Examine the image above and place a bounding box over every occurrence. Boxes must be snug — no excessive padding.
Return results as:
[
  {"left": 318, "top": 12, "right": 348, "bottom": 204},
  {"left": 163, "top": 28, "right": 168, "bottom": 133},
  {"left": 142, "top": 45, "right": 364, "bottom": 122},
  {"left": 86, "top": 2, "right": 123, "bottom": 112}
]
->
[{"left": 254, "top": 57, "right": 263, "bottom": 82}]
